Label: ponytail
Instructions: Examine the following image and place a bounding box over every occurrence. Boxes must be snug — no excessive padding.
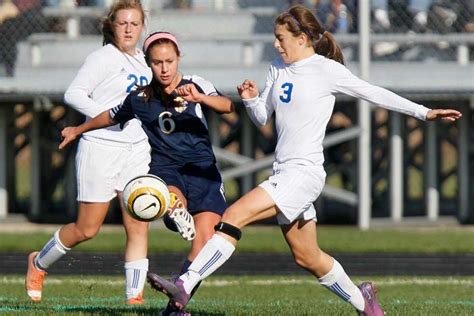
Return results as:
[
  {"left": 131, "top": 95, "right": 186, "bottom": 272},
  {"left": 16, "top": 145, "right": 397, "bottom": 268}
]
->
[{"left": 313, "top": 31, "right": 344, "bottom": 65}]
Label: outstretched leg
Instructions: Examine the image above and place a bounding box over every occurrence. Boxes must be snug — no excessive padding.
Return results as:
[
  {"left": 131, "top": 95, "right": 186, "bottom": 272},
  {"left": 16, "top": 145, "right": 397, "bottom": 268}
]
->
[
  {"left": 282, "top": 220, "right": 383, "bottom": 315},
  {"left": 148, "top": 187, "right": 277, "bottom": 310}
]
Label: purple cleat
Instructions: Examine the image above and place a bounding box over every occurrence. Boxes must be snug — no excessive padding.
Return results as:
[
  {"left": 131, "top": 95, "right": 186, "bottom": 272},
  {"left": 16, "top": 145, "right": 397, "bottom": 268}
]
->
[
  {"left": 147, "top": 272, "right": 191, "bottom": 310},
  {"left": 357, "top": 282, "right": 385, "bottom": 316},
  {"left": 159, "top": 301, "right": 192, "bottom": 316}
]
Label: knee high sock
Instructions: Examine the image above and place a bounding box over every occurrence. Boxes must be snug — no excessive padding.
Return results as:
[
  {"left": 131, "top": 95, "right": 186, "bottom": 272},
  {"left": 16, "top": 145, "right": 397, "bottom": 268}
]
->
[
  {"left": 318, "top": 259, "right": 365, "bottom": 311},
  {"left": 125, "top": 258, "right": 149, "bottom": 300},
  {"left": 179, "top": 234, "right": 235, "bottom": 294},
  {"left": 35, "top": 229, "right": 71, "bottom": 271}
]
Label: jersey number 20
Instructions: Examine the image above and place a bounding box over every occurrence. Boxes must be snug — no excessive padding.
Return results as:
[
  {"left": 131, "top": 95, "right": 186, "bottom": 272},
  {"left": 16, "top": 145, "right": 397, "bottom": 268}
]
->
[
  {"left": 127, "top": 74, "right": 148, "bottom": 93},
  {"left": 279, "top": 82, "right": 293, "bottom": 103}
]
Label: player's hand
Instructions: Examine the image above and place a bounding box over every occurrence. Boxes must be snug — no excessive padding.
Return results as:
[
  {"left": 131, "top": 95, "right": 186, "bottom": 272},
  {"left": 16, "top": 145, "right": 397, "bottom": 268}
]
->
[
  {"left": 59, "top": 127, "right": 79, "bottom": 149},
  {"left": 237, "top": 79, "right": 258, "bottom": 99},
  {"left": 174, "top": 84, "right": 202, "bottom": 103},
  {"left": 426, "top": 109, "right": 462, "bottom": 122}
]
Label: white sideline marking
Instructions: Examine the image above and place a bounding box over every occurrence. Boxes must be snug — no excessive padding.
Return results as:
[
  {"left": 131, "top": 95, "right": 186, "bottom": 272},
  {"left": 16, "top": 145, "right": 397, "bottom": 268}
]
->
[{"left": 2, "top": 276, "right": 473, "bottom": 286}]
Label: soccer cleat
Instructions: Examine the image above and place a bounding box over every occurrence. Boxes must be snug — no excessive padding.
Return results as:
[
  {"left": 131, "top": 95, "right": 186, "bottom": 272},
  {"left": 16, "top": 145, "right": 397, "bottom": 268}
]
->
[
  {"left": 147, "top": 272, "right": 191, "bottom": 310},
  {"left": 126, "top": 290, "right": 144, "bottom": 305},
  {"left": 159, "top": 302, "right": 192, "bottom": 316},
  {"left": 25, "top": 251, "right": 47, "bottom": 302},
  {"left": 167, "top": 193, "right": 196, "bottom": 241},
  {"left": 357, "top": 282, "right": 385, "bottom": 316}
]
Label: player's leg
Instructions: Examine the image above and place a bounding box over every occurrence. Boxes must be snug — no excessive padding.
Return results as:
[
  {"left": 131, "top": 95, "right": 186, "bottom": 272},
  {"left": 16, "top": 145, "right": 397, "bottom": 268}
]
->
[
  {"left": 119, "top": 140, "right": 151, "bottom": 304},
  {"left": 148, "top": 186, "right": 278, "bottom": 310},
  {"left": 282, "top": 220, "right": 383, "bottom": 315},
  {"left": 26, "top": 202, "right": 109, "bottom": 302},
  {"left": 166, "top": 186, "right": 195, "bottom": 241},
  {"left": 120, "top": 194, "right": 150, "bottom": 304},
  {"left": 158, "top": 211, "right": 222, "bottom": 315},
  {"left": 26, "top": 138, "right": 124, "bottom": 302}
]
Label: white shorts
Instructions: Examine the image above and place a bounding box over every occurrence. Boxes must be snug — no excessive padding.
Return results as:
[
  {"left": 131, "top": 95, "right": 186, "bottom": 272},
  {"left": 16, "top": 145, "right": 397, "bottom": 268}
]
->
[
  {"left": 75, "top": 137, "right": 151, "bottom": 202},
  {"left": 259, "top": 162, "right": 326, "bottom": 225}
]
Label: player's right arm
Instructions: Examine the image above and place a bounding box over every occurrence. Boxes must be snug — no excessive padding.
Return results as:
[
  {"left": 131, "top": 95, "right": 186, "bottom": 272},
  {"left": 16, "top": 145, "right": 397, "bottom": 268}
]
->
[
  {"left": 238, "top": 63, "right": 277, "bottom": 127},
  {"left": 59, "top": 111, "right": 116, "bottom": 149},
  {"left": 64, "top": 50, "right": 111, "bottom": 118},
  {"left": 59, "top": 94, "right": 136, "bottom": 149}
]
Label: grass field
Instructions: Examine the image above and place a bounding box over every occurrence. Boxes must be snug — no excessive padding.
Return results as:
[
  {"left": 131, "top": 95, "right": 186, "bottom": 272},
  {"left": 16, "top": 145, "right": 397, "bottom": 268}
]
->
[
  {"left": 1, "top": 226, "right": 473, "bottom": 315},
  {"left": 1, "top": 275, "right": 473, "bottom": 315},
  {"left": 1, "top": 225, "right": 474, "bottom": 253}
]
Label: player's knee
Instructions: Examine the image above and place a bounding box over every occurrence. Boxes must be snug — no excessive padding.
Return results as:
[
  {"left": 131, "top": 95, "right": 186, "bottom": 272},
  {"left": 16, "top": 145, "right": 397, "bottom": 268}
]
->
[
  {"left": 214, "top": 221, "right": 242, "bottom": 241},
  {"left": 293, "top": 254, "right": 312, "bottom": 270},
  {"left": 75, "top": 226, "right": 100, "bottom": 241},
  {"left": 124, "top": 220, "right": 148, "bottom": 236}
]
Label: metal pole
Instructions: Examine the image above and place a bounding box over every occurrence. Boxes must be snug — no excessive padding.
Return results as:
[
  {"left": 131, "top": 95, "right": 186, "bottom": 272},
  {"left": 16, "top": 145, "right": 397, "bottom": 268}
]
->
[
  {"left": 358, "top": 0, "right": 371, "bottom": 230},
  {"left": 0, "top": 107, "right": 7, "bottom": 220},
  {"left": 425, "top": 122, "right": 438, "bottom": 221},
  {"left": 30, "top": 99, "right": 41, "bottom": 220},
  {"left": 458, "top": 103, "right": 469, "bottom": 222},
  {"left": 390, "top": 112, "right": 403, "bottom": 222},
  {"left": 241, "top": 109, "right": 254, "bottom": 194}
]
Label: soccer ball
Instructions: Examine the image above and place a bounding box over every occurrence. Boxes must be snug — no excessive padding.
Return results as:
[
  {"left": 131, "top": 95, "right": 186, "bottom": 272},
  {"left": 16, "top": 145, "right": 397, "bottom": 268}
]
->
[{"left": 122, "top": 174, "right": 170, "bottom": 222}]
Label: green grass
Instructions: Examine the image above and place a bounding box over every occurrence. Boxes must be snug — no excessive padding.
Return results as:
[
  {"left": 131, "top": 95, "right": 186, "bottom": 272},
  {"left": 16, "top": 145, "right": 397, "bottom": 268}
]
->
[
  {"left": 1, "top": 226, "right": 473, "bottom": 254},
  {"left": 1, "top": 275, "right": 473, "bottom": 315}
]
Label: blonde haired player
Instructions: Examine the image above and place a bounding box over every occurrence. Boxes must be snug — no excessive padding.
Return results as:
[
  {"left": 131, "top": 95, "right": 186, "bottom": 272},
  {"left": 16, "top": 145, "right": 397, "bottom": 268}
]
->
[
  {"left": 146, "top": 4, "right": 462, "bottom": 315},
  {"left": 25, "top": 0, "right": 194, "bottom": 305}
]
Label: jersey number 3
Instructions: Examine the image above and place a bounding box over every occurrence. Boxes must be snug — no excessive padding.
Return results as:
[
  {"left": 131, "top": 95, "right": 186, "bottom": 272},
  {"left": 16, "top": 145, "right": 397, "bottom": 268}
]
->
[{"left": 279, "top": 82, "right": 293, "bottom": 103}]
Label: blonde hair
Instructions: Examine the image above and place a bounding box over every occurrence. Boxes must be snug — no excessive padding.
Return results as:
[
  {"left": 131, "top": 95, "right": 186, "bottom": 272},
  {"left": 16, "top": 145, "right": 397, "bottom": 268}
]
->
[{"left": 102, "top": 0, "right": 146, "bottom": 46}]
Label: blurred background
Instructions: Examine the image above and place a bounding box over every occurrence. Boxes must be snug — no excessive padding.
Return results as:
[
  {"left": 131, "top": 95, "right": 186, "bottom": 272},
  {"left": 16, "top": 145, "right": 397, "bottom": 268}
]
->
[{"left": 0, "top": 0, "right": 472, "bottom": 227}]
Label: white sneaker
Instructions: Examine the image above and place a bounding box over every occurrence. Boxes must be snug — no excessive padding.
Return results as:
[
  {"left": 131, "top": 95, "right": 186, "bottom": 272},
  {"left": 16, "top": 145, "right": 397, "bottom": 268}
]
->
[{"left": 168, "top": 193, "right": 196, "bottom": 241}]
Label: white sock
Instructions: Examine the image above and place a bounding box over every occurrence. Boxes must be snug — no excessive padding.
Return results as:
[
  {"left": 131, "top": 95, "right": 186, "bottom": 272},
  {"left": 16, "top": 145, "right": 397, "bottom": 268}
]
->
[
  {"left": 35, "top": 229, "right": 71, "bottom": 270},
  {"left": 125, "top": 258, "right": 149, "bottom": 300},
  {"left": 318, "top": 259, "right": 365, "bottom": 311},
  {"left": 180, "top": 234, "right": 235, "bottom": 293}
]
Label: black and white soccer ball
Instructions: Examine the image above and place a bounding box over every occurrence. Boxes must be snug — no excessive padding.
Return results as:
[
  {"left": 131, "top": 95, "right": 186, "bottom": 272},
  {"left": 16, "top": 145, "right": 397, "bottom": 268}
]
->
[{"left": 122, "top": 174, "right": 170, "bottom": 222}]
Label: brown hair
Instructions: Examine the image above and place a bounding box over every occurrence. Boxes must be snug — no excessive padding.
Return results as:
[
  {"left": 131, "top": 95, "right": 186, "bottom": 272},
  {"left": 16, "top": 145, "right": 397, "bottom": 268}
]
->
[
  {"left": 275, "top": 5, "right": 344, "bottom": 64},
  {"left": 140, "top": 34, "right": 181, "bottom": 104},
  {"left": 102, "top": 0, "right": 146, "bottom": 46}
]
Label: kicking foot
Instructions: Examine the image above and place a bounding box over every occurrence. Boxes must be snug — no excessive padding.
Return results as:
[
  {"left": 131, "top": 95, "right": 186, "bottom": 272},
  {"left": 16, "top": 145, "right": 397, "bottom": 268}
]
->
[{"left": 147, "top": 272, "right": 191, "bottom": 310}]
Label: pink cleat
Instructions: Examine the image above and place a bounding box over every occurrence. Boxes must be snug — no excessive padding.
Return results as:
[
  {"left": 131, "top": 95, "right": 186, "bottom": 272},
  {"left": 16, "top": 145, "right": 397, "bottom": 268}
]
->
[{"left": 357, "top": 282, "right": 385, "bottom": 316}]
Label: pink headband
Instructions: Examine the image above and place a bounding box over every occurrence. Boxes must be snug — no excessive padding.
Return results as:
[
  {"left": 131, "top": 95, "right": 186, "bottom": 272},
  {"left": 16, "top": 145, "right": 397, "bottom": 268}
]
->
[{"left": 143, "top": 32, "right": 179, "bottom": 52}]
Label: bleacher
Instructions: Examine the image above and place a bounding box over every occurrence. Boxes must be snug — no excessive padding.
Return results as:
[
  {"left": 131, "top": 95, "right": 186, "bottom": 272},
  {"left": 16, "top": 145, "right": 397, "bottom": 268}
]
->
[{"left": 0, "top": 3, "right": 472, "bottom": 99}]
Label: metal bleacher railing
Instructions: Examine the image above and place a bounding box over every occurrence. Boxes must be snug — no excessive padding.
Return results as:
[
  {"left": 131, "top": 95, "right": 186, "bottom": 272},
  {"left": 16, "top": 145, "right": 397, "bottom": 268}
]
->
[{"left": 0, "top": 1, "right": 473, "bottom": 227}]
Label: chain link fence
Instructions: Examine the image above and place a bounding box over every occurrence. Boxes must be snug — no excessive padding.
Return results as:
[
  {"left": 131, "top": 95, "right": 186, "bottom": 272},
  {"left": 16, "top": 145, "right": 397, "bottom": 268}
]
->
[{"left": 0, "top": 0, "right": 473, "bottom": 77}]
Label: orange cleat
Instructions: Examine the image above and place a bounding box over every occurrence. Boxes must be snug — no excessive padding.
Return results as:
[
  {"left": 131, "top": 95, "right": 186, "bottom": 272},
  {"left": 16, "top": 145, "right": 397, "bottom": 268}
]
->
[
  {"left": 25, "top": 251, "right": 47, "bottom": 302},
  {"left": 127, "top": 291, "right": 144, "bottom": 305}
]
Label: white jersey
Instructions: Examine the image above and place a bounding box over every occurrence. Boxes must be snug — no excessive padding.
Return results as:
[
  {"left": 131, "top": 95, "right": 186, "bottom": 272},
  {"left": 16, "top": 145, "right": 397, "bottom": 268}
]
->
[
  {"left": 64, "top": 44, "right": 152, "bottom": 143},
  {"left": 244, "top": 54, "right": 431, "bottom": 166}
]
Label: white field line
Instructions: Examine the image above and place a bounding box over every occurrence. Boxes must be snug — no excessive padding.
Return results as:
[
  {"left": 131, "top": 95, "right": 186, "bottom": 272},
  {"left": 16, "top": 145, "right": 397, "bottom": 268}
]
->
[{"left": 1, "top": 276, "right": 473, "bottom": 287}]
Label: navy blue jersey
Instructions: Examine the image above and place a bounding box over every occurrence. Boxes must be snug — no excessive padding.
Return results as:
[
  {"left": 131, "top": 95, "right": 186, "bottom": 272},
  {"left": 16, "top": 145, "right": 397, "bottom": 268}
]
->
[{"left": 110, "top": 75, "right": 218, "bottom": 167}]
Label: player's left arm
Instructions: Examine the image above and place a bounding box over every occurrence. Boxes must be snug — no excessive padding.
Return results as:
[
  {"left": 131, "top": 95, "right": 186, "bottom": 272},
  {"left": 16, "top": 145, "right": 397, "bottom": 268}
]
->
[
  {"left": 425, "top": 109, "right": 462, "bottom": 122},
  {"left": 328, "top": 61, "right": 463, "bottom": 122},
  {"left": 175, "top": 83, "right": 233, "bottom": 113}
]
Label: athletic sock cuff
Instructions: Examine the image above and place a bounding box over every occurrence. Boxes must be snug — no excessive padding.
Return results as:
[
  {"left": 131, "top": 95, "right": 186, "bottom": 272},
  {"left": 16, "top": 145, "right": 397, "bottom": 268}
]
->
[
  {"left": 124, "top": 258, "right": 149, "bottom": 270},
  {"left": 54, "top": 229, "right": 71, "bottom": 252}
]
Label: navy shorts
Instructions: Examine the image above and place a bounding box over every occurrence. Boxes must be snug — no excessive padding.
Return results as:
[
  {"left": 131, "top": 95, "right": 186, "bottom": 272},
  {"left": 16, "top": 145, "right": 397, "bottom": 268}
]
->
[{"left": 149, "top": 161, "right": 227, "bottom": 215}]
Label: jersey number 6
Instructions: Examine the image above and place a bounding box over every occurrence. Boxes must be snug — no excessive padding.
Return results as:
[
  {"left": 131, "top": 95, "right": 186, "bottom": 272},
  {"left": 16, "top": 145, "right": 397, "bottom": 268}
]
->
[
  {"left": 158, "top": 111, "right": 176, "bottom": 134},
  {"left": 279, "top": 82, "right": 293, "bottom": 103}
]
